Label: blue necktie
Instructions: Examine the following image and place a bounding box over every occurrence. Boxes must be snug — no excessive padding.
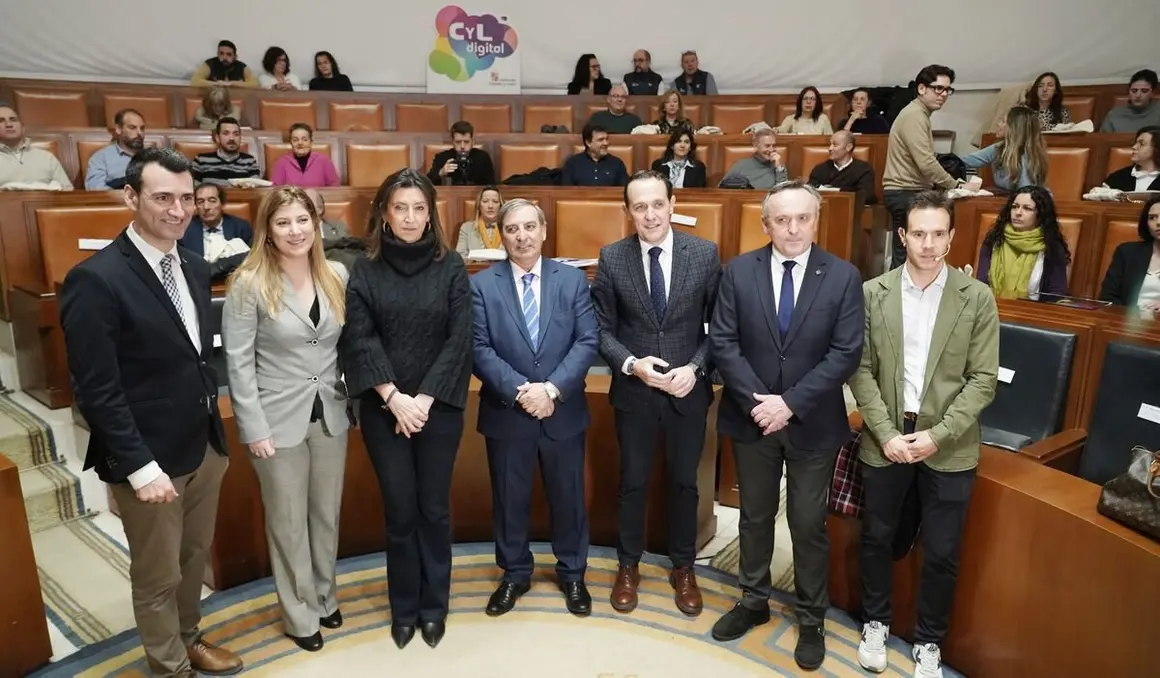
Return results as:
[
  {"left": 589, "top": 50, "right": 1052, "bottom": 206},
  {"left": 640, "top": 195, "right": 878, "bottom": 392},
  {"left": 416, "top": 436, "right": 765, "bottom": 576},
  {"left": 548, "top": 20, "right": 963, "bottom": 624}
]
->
[
  {"left": 521, "top": 272, "right": 539, "bottom": 351},
  {"left": 649, "top": 246, "right": 667, "bottom": 322},
  {"left": 778, "top": 260, "right": 796, "bottom": 339}
]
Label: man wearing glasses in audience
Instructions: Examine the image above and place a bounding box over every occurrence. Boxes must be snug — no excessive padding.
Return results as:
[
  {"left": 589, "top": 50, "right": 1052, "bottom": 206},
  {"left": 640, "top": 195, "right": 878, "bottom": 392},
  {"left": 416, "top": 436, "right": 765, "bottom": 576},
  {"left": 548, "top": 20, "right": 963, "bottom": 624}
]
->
[
  {"left": 623, "top": 50, "right": 663, "bottom": 96},
  {"left": 586, "top": 84, "right": 643, "bottom": 135}
]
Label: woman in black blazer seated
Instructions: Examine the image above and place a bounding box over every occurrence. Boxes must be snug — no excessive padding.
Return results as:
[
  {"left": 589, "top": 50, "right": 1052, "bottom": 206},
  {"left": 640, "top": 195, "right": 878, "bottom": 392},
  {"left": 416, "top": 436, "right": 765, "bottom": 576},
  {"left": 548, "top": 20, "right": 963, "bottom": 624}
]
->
[
  {"left": 1099, "top": 196, "right": 1160, "bottom": 316},
  {"left": 649, "top": 125, "right": 707, "bottom": 188},
  {"left": 567, "top": 53, "right": 612, "bottom": 95},
  {"left": 340, "top": 169, "right": 472, "bottom": 650},
  {"left": 1102, "top": 126, "right": 1160, "bottom": 192}
]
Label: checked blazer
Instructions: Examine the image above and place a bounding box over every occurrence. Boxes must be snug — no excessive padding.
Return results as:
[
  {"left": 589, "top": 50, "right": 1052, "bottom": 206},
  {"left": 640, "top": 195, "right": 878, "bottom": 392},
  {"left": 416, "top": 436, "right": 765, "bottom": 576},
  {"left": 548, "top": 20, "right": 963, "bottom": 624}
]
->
[{"left": 591, "top": 228, "right": 722, "bottom": 414}]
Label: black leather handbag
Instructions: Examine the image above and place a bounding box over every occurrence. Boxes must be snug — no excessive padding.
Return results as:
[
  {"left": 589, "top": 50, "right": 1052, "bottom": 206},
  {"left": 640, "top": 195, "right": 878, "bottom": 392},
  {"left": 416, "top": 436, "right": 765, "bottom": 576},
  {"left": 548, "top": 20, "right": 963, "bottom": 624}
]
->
[{"left": 1096, "top": 446, "right": 1160, "bottom": 540}]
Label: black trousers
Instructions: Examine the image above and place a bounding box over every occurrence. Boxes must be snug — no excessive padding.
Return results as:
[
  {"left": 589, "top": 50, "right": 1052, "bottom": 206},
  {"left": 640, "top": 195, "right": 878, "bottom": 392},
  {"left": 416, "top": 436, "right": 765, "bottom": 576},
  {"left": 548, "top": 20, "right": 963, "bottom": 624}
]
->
[
  {"left": 361, "top": 401, "right": 463, "bottom": 625},
  {"left": 486, "top": 432, "right": 589, "bottom": 583},
  {"left": 614, "top": 404, "right": 706, "bottom": 568},
  {"left": 734, "top": 431, "right": 835, "bottom": 626},
  {"left": 884, "top": 189, "right": 922, "bottom": 269},
  {"left": 860, "top": 455, "right": 976, "bottom": 645}
]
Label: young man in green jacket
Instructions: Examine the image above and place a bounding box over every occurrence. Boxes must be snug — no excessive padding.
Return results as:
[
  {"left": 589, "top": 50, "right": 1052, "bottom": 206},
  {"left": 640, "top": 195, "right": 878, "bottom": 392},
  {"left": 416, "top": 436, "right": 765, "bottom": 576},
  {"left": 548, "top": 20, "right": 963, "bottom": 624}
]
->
[{"left": 848, "top": 190, "right": 999, "bottom": 678}]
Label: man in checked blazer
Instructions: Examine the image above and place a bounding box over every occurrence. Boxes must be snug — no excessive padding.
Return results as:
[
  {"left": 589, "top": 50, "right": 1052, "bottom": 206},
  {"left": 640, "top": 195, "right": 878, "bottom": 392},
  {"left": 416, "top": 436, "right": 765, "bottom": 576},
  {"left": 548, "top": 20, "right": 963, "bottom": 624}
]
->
[{"left": 591, "top": 170, "right": 722, "bottom": 617}]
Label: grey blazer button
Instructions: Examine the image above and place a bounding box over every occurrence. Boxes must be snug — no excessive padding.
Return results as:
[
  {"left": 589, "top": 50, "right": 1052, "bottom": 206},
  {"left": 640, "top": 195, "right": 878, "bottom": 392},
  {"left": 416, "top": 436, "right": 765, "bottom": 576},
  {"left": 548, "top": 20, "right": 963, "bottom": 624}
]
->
[
  {"left": 311, "top": 376, "right": 319, "bottom": 383},
  {"left": 310, "top": 339, "right": 319, "bottom": 346}
]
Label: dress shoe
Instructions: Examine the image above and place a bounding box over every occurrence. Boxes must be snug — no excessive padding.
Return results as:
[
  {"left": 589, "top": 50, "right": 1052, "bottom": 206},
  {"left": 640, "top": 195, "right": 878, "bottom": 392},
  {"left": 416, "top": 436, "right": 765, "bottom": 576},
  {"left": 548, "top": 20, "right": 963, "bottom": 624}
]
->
[
  {"left": 320, "top": 609, "right": 343, "bottom": 629},
  {"left": 391, "top": 624, "right": 415, "bottom": 649},
  {"left": 610, "top": 564, "right": 640, "bottom": 613},
  {"left": 710, "top": 602, "right": 771, "bottom": 641},
  {"left": 486, "top": 580, "right": 531, "bottom": 617},
  {"left": 285, "top": 630, "right": 323, "bottom": 652},
  {"left": 187, "top": 636, "right": 243, "bottom": 675},
  {"left": 420, "top": 619, "right": 446, "bottom": 648},
  {"left": 794, "top": 624, "right": 826, "bottom": 671},
  {"left": 669, "top": 566, "right": 703, "bottom": 616},
  {"left": 561, "top": 581, "right": 592, "bottom": 616}
]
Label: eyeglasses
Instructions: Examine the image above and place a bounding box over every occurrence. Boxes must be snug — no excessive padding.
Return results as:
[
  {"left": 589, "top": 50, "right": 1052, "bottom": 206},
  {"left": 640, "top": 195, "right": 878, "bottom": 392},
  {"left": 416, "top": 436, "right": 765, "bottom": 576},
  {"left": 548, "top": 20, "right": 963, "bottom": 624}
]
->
[{"left": 926, "top": 85, "right": 955, "bottom": 96}]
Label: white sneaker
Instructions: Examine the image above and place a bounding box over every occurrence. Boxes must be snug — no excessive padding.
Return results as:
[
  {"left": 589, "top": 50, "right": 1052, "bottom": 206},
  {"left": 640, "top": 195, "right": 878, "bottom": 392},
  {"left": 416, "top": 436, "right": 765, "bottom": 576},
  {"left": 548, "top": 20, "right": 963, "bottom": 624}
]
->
[
  {"left": 912, "top": 642, "right": 944, "bottom": 678},
  {"left": 857, "top": 621, "right": 889, "bottom": 672}
]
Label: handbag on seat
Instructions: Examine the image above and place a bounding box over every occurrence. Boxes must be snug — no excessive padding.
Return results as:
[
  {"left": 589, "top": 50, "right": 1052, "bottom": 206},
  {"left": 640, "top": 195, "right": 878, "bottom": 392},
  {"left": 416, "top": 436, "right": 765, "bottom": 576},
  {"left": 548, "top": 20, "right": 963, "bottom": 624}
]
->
[{"left": 1096, "top": 446, "right": 1160, "bottom": 541}]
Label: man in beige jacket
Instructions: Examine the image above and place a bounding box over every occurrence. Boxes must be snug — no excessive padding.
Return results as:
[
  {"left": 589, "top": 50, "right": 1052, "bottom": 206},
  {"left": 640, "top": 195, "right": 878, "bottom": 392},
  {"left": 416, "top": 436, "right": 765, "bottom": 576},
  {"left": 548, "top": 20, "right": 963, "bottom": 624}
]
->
[{"left": 0, "top": 103, "right": 74, "bottom": 189}]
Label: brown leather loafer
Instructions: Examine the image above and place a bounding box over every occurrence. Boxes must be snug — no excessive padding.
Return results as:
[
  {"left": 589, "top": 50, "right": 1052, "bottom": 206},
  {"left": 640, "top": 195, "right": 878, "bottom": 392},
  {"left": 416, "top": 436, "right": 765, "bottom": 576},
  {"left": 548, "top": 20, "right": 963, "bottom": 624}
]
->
[
  {"left": 188, "top": 637, "right": 243, "bottom": 676},
  {"left": 610, "top": 564, "right": 640, "bottom": 612},
  {"left": 670, "top": 566, "right": 703, "bottom": 616}
]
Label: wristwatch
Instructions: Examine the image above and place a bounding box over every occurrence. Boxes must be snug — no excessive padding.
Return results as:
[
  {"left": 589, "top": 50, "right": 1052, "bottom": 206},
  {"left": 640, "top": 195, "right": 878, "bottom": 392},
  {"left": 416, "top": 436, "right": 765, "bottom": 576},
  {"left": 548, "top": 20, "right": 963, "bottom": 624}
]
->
[{"left": 626, "top": 357, "right": 638, "bottom": 375}]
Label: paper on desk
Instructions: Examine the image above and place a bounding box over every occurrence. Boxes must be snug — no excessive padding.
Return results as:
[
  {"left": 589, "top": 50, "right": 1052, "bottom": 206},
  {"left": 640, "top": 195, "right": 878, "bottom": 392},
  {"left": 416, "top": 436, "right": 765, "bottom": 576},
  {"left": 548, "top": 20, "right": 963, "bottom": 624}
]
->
[
  {"left": 1137, "top": 403, "right": 1160, "bottom": 425},
  {"left": 554, "top": 257, "right": 599, "bottom": 267},
  {"left": 672, "top": 213, "right": 697, "bottom": 226},
  {"left": 79, "top": 238, "right": 113, "bottom": 251},
  {"left": 467, "top": 248, "right": 507, "bottom": 261}
]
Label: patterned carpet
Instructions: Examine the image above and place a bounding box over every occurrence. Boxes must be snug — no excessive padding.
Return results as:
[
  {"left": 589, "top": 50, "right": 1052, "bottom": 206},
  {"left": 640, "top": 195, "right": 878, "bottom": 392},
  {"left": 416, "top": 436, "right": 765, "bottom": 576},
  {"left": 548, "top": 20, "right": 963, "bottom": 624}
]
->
[{"left": 31, "top": 544, "right": 962, "bottom": 677}]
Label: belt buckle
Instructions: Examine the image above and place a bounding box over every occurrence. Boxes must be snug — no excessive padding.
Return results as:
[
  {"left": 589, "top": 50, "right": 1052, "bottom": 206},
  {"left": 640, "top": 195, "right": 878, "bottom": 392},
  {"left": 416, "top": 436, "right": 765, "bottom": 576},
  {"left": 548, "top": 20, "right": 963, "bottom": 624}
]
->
[{"left": 903, "top": 411, "right": 918, "bottom": 422}]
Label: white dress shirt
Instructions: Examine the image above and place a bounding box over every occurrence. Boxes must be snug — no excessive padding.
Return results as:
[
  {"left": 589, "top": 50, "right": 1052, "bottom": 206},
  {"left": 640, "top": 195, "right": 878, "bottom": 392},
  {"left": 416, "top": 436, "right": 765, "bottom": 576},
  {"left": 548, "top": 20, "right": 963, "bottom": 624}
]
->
[
  {"left": 1131, "top": 166, "right": 1160, "bottom": 192},
  {"left": 124, "top": 223, "right": 203, "bottom": 490},
  {"left": 622, "top": 229, "right": 675, "bottom": 375},
  {"left": 770, "top": 244, "right": 812, "bottom": 311},
  {"left": 511, "top": 256, "right": 559, "bottom": 399},
  {"left": 201, "top": 220, "right": 228, "bottom": 261},
  {"left": 901, "top": 263, "right": 948, "bottom": 414}
]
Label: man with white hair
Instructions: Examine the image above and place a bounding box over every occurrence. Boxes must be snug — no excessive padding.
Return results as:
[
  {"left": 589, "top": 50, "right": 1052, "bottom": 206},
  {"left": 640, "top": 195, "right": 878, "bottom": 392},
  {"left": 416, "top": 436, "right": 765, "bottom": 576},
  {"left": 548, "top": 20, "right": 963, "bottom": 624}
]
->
[
  {"left": 585, "top": 83, "right": 643, "bottom": 135},
  {"left": 671, "top": 51, "right": 718, "bottom": 96},
  {"left": 722, "top": 128, "right": 787, "bottom": 189}
]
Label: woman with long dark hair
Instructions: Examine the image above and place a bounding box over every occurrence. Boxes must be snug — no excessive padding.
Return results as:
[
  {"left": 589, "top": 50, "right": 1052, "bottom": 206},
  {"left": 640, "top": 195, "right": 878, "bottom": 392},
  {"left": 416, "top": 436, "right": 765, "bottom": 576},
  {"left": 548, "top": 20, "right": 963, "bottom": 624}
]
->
[
  {"left": 649, "top": 125, "right": 706, "bottom": 188},
  {"left": 567, "top": 54, "right": 612, "bottom": 95},
  {"left": 777, "top": 86, "right": 832, "bottom": 135},
  {"left": 340, "top": 168, "right": 472, "bottom": 650},
  {"left": 977, "top": 185, "right": 1072, "bottom": 299},
  {"left": 1099, "top": 196, "right": 1160, "bottom": 316},
  {"left": 309, "top": 51, "right": 353, "bottom": 91},
  {"left": 1024, "top": 72, "right": 1072, "bottom": 130}
]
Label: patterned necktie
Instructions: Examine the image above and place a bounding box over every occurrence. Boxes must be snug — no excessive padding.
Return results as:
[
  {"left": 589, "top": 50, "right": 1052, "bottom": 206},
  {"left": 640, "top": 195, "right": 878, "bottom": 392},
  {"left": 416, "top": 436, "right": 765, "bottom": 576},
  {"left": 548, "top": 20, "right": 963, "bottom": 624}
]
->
[
  {"left": 521, "top": 272, "right": 539, "bottom": 351},
  {"left": 160, "top": 253, "right": 188, "bottom": 327},
  {"left": 778, "top": 260, "right": 796, "bottom": 339},
  {"left": 649, "top": 246, "right": 667, "bottom": 322}
]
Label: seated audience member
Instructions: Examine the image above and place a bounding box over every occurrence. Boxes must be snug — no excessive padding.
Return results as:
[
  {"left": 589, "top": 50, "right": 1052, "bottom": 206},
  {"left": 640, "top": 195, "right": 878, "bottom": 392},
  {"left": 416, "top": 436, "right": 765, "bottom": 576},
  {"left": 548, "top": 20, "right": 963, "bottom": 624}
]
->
[
  {"left": 561, "top": 124, "right": 629, "bottom": 186},
  {"left": 567, "top": 54, "right": 612, "bottom": 95},
  {"left": 671, "top": 50, "right": 718, "bottom": 96},
  {"left": 427, "top": 121, "right": 497, "bottom": 186},
  {"left": 456, "top": 185, "right": 504, "bottom": 259},
  {"left": 807, "top": 131, "right": 876, "bottom": 206},
  {"left": 0, "top": 103, "right": 73, "bottom": 189},
  {"left": 1025, "top": 72, "right": 1072, "bottom": 130},
  {"left": 180, "top": 183, "right": 254, "bottom": 259},
  {"left": 650, "top": 126, "right": 706, "bottom": 188},
  {"left": 977, "top": 186, "right": 1071, "bottom": 299},
  {"left": 191, "top": 40, "right": 259, "bottom": 88},
  {"left": 270, "top": 123, "right": 339, "bottom": 187},
  {"left": 305, "top": 189, "right": 350, "bottom": 240},
  {"left": 1100, "top": 70, "right": 1160, "bottom": 132},
  {"left": 961, "top": 106, "right": 1047, "bottom": 192},
  {"left": 309, "top": 51, "right": 353, "bottom": 91},
  {"left": 1099, "top": 196, "right": 1160, "bottom": 314},
  {"left": 259, "top": 47, "right": 302, "bottom": 91},
  {"left": 587, "top": 84, "right": 643, "bottom": 134},
  {"left": 85, "top": 108, "right": 145, "bottom": 190},
  {"left": 193, "top": 85, "right": 242, "bottom": 131},
  {"left": 1102, "top": 126, "right": 1160, "bottom": 192},
  {"left": 305, "top": 188, "right": 363, "bottom": 270},
  {"left": 778, "top": 87, "right": 833, "bottom": 135},
  {"left": 653, "top": 91, "right": 693, "bottom": 134},
  {"left": 193, "top": 117, "right": 260, "bottom": 186},
  {"left": 838, "top": 88, "right": 890, "bottom": 134},
  {"left": 722, "top": 128, "right": 787, "bottom": 189},
  {"left": 623, "top": 50, "right": 663, "bottom": 96}
]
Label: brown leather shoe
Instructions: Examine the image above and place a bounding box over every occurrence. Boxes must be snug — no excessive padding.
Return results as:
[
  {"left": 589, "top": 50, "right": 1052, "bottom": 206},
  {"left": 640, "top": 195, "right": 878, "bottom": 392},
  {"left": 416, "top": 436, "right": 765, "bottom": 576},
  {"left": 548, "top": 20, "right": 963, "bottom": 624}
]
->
[
  {"left": 187, "top": 636, "right": 243, "bottom": 676},
  {"left": 670, "top": 566, "right": 703, "bottom": 616},
  {"left": 610, "top": 564, "right": 640, "bottom": 613}
]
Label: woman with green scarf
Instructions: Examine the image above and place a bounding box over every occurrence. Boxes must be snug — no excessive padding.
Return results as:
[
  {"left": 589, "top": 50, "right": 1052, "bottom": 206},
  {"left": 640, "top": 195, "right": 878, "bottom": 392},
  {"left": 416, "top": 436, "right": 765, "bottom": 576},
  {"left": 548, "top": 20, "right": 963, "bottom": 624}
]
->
[{"left": 977, "top": 186, "right": 1072, "bottom": 299}]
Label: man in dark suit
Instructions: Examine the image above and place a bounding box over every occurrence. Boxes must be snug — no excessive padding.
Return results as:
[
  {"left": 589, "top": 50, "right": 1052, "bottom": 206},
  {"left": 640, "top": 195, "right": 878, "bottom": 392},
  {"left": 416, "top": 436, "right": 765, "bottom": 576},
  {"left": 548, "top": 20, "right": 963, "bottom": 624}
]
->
[
  {"left": 471, "top": 198, "right": 599, "bottom": 617},
  {"left": 591, "top": 170, "right": 721, "bottom": 616},
  {"left": 178, "top": 183, "right": 253, "bottom": 260},
  {"left": 59, "top": 148, "right": 241, "bottom": 678},
  {"left": 708, "top": 180, "right": 864, "bottom": 671}
]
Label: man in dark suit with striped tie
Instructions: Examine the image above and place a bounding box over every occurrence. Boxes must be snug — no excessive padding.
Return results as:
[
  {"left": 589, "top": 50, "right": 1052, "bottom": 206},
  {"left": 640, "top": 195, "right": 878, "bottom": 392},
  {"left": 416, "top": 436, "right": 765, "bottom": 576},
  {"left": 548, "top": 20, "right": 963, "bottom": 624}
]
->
[{"left": 591, "top": 170, "right": 722, "bottom": 617}]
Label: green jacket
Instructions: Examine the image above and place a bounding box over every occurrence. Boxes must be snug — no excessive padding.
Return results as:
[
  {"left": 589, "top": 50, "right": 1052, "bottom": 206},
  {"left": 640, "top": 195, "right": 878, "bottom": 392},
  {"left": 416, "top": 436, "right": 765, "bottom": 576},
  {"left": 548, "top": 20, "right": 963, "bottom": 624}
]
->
[{"left": 848, "top": 265, "right": 999, "bottom": 471}]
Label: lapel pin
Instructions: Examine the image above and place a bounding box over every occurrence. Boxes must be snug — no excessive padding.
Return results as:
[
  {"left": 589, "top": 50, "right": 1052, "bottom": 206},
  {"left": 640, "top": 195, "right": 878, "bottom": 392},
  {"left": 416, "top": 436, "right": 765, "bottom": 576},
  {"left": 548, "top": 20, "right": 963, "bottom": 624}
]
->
[{"left": 814, "top": 269, "right": 821, "bottom": 275}]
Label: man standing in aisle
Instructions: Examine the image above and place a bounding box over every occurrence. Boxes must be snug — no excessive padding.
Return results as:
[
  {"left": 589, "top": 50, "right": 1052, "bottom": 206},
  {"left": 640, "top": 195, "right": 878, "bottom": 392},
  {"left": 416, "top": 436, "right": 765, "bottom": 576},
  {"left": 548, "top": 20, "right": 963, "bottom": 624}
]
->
[
  {"left": 591, "top": 170, "right": 721, "bottom": 617},
  {"left": 848, "top": 190, "right": 998, "bottom": 678}
]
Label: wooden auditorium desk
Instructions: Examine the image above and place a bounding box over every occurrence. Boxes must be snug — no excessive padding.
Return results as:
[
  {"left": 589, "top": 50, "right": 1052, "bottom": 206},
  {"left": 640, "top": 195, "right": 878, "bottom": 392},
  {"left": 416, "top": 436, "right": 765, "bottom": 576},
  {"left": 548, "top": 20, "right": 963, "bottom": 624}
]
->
[
  {"left": 0, "top": 454, "right": 54, "bottom": 677},
  {"left": 207, "top": 375, "right": 723, "bottom": 591}
]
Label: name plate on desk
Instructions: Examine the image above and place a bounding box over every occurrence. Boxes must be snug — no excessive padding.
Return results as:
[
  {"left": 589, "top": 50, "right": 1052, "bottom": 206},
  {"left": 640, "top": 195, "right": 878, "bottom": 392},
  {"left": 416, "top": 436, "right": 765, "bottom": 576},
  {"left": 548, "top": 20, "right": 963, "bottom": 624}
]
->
[
  {"left": 78, "top": 238, "right": 113, "bottom": 251},
  {"left": 672, "top": 213, "right": 698, "bottom": 226}
]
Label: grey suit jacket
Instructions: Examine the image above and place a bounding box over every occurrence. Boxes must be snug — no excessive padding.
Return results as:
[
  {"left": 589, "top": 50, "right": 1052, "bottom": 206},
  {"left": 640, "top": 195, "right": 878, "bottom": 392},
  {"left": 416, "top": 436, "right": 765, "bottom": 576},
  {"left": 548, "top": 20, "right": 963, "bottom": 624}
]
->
[
  {"left": 591, "top": 229, "right": 722, "bottom": 414},
  {"left": 223, "top": 261, "right": 350, "bottom": 448}
]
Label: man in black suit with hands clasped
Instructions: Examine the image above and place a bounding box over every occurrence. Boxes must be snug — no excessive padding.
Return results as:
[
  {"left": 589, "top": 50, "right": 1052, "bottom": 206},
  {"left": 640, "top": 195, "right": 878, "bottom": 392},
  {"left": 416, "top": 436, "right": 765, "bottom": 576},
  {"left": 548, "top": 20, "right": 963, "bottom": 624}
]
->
[
  {"left": 592, "top": 170, "right": 722, "bottom": 618},
  {"left": 60, "top": 148, "right": 241, "bottom": 678}
]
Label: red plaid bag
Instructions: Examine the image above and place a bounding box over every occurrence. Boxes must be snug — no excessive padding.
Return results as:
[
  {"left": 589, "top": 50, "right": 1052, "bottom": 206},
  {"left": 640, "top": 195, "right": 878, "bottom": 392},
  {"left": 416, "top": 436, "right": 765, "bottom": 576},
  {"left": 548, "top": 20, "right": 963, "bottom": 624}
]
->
[{"left": 828, "top": 427, "right": 864, "bottom": 517}]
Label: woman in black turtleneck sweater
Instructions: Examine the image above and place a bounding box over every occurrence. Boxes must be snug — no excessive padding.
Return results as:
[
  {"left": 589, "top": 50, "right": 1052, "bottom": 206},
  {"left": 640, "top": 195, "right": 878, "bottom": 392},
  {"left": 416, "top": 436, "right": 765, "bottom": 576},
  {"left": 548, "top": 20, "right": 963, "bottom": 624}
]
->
[{"left": 340, "top": 168, "right": 472, "bottom": 650}]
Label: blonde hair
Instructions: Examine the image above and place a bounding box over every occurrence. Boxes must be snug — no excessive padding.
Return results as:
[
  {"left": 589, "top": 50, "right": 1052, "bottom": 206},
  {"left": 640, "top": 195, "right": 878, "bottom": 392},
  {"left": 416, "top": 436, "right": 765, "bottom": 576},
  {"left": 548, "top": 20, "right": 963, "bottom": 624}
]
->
[
  {"left": 474, "top": 186, "right": 504, "bottom": 228},
  {"left": 202, "top": 85, "right": 232, "bottom": 119},
  {"left": 659, "top": 90, "right": 685, "bottom": 119},
  {"left": 227, "top": 186, "right": 346, "bottom": 324},
  {"left": 999, "top": 106, "right": 1048, "bottom": 187}
]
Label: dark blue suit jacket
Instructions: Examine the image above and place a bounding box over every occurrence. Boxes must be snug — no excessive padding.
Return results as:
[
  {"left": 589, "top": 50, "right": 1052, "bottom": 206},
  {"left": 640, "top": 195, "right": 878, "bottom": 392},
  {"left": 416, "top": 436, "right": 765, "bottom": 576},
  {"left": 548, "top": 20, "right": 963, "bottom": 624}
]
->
[
  {"left": 178, "top": 215, "right": 253, "bottom": 258},
  {"left": 471, "top": 258, "right": 598, "bottom": 441}
]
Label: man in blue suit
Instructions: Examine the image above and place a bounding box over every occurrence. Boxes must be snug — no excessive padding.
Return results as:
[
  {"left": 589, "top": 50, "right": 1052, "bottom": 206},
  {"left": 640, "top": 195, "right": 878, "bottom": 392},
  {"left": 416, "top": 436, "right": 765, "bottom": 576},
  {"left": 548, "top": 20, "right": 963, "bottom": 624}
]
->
[
  {"left": 178, "top": 183, "right": 253, "bottom": 259},
  {"left": 471, "top": 198, "right": 599, "bottom": 618}
]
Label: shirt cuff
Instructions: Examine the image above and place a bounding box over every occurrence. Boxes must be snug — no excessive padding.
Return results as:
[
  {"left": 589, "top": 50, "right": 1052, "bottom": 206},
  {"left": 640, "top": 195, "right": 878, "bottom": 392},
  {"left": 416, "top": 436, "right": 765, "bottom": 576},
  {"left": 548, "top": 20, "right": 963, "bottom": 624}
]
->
[
  {"left": 621, "top": 357, "right": 636, "bottom": 375},
  {"left": 544, "top": 382, "right": 560, "bottom": 401},
  {"left": 126, "top": 461, "right": 163, "bottom": 491}
]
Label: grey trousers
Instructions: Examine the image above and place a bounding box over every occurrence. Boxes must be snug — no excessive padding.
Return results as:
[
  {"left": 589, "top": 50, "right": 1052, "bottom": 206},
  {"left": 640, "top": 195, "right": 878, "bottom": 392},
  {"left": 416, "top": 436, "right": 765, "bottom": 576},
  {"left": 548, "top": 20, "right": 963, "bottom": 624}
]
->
[
  {"left": 733, "top": 430, "right": 836, "bottom": 627},
  {"left": 251, "top": 421, "right": 348, "bottom": 637}
]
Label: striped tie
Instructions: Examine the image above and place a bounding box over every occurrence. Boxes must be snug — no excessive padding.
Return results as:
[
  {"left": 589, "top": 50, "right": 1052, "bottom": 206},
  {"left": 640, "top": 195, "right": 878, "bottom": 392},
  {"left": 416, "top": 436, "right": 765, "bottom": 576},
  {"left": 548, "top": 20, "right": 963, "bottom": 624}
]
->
[
  {"left": 521, "top": 272, "right": 539, "bottom": 351},
  {"left": 159, "top": 254, "right": 188, "bottom": 327}
]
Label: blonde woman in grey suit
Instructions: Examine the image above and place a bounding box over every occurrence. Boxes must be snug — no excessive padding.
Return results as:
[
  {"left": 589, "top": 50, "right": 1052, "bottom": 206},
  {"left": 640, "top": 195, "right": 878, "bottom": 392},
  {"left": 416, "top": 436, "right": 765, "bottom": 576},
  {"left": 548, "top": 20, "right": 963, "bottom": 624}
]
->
[{"left": 222, "top": 186, "right": 350, "bottom": 653}]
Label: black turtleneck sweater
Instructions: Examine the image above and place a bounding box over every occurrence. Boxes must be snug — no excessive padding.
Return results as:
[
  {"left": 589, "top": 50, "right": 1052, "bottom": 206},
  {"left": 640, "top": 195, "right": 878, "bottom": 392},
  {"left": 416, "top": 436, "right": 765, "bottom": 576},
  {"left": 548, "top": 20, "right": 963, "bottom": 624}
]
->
[{"left": 340, "top": 229, "right": 472, "bottom": 409}]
